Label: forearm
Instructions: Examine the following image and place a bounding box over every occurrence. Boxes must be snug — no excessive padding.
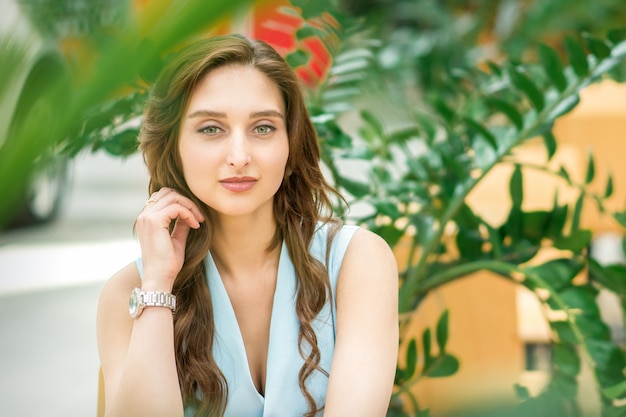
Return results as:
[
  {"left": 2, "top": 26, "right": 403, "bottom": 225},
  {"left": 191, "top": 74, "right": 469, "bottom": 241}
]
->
[{"left": 106, "top": 307, "right": 183, "bottom": 417}]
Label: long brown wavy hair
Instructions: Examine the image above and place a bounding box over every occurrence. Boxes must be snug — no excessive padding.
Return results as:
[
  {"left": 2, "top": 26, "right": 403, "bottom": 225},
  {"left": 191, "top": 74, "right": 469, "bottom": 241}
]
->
[{"left": 139, "top": 34, "right": 343, "bottom": 417}]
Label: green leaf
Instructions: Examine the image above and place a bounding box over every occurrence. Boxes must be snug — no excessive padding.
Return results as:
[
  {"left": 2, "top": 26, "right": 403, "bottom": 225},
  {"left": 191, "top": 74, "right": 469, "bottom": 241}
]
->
[
  {"left": 388, "top": 126, "right": 420, "bottom": 143},
  {"left": 422, "top": 328, "right": 433, "bottom": 368},
  {"left": 487, "top": 224, "right": 503, "bottom": 259},
  {"left": 565, "top": 36, "right": 589, "bottom": 77},
  {"left": 289, "top": 0, "right": 307, "bottom": 8},
  {"left": 576, "top": 315, "right": 610, "bottom": 340},
  {"left": 344, "top": 146, "right": 375, "bottom": 159},
  {"left": 486, "top": 60, "right": 502, "bottom": 76},
  {"left": 571, "top": 194, "right": 584, "bottom": 231},
  {"left": 455, "top": 203, "right": 481, "bottom": 229},
  {"left": 508, "top": 65, "right": 545, "bottom": 111},
  {"left": 414, "top": 111, "right": 437, "bottom": 143},
  {"left": 543, "top": 132, "right": 557, "bottom": 160},
  {"left": 424, "top": 354, "right": 460, "bottom": 378},
  {"left": 405, "top": 338, "right": 418, "bottom": 379},
  {"left": 613, "top": 211, "right": 626, "bottom": 228},
  {"left": 433, "top": 98, "right": 455, "bottom": 124},
  {"left": 558, "top": 166, "right": 571, "bottom": 184},
  {"left": 285, "top": 49, "right": 309, "bottom": 68},
  {"left": 295, "top": 25, "right": 321, "bottom": 40},
  {"left": 603, "top": 379, "right": 626, "bottom": 400},
  {"left": 103, "top": 129, "right": 139, "bottom": 157},
  {"left": 436, "top": 310, "right": 449, "bottom": 354},
  {"left": 585, "top": 151, "right": 595, "bottom": 184},
  {"left": 373, "top": 200, "right": 400, "bottom": 218},
  {"left": 524, "top": 258, "right": 584, "bottom": 291},
  {"left": 295, "top": 0, "right": 331, "bottom": 20},
  {"left": 394, "top": 366, "right": 406, "bottom": 385},
  {"left": 552, "top": 321, "right": 577, "bottom": 344},
  {"left": 604, "top": 173, "right": 614, "bottom": 198},
  {"left": 410, "top": 214, "right": 436, "bottom": 248},
  {"left": 510, "top": 164, "right": 523, "bottom": 209},
  {"left": 583, "top": 33, "right": 611, "bottom": 60},
  {"left": 486, "top": 97, "right": 524, "bottom": 130},
  {"left": 456, "top": 229, "right": 484, "bottom": 259},
  {"left": 608, "top": 29, "right": 626, "bottom": 44},
  {"left": 554, "top": 229, "right": 592, "bottom": 252},
  {"left": 586, "top": 338, "right": 621, "bottom": 368},
  {"left": 559, "top": 286, "right": 599, "bottom": 315},
  {"left": 503, "top": 207, "right": 523, "bottom": 244},
  {"left": 521, "top": 210, "right": 551, "bottom": 243},
  {"left": 338, "top": 175, "right": 370, "bottom": 197},
  {"left": 552, "top": 343, "right": 580, "bottom": 377},
  {"left": 547, "top": 199, "right": 568, "bottom": 238},
  {"left": 463, "top": 117, "right": 497, "bottom": 149},
  {"left": 361, "top": 109, "right": 385, "bottom": 139},
  {"left": 552, "top": 372, "right": 578, "bottom": 400},
  {"left": 386, "top": 405, "right": 412, "bottom": 417},
  {"left": 314, "top": 117, "right": 353, "bottom": 149},
  {"left": 589, "top": 260, "right": 626, "bottom": 295},
  {"left": 538, "top": 43, "right": 567, "bottom": 92},
  {"left": 514, "top": 383, "right": 531, "bottom": 400}
]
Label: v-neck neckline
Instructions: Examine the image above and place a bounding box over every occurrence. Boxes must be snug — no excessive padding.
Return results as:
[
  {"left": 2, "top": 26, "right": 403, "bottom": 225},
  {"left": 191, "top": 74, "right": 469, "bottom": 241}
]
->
[{"left": 206, "top": 241, "right": 289, "bottom": 402}]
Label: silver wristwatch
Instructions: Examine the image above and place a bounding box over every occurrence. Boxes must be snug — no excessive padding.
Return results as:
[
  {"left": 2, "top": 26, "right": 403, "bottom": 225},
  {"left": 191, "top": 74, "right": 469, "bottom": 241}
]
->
[{"left": 128, "top": 287, "right": 176, "bottom": 318}]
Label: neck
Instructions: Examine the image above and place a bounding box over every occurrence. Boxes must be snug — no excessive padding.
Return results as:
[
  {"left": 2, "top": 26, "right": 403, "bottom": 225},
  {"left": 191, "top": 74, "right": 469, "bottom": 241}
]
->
[{"left": 209, "top": 212, "right": 280, "bottom": 281}]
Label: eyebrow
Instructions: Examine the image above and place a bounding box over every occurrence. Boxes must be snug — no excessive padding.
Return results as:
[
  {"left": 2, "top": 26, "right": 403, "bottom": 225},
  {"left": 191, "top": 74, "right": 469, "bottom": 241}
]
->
[{"left": 187, "top": 109, "right": 284, "bottom": 119}]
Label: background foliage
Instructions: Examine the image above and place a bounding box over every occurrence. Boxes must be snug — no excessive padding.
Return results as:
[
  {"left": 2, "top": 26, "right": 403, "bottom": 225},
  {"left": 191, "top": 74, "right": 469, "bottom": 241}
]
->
[
  {"left": 283, "top": 0, "right": 626, "bottom": 416},
  {"left": 3, "top": 0, "right": 626, "bottom": 416},
  {"left": 300, "top": 1, "right": 626, "bottom": 416}
]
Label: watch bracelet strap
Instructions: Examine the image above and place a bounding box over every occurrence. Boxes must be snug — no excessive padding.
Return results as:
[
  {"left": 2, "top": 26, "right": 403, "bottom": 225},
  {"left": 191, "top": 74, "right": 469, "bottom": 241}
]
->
[{"left": 141, "top": 290, "right": 176, "bottom": 312}]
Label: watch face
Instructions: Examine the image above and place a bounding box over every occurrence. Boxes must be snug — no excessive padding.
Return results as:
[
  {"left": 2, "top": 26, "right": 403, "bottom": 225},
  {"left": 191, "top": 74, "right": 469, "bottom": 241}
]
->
[{"left": 129, "top": 288, "right": 141, "bottom": 318}]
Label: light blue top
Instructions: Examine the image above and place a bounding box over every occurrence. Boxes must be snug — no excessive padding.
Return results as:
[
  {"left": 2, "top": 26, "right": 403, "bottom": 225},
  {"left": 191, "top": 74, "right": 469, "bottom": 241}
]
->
[{"left": 138, "top": 222, "right": 359, "bottom": 417}]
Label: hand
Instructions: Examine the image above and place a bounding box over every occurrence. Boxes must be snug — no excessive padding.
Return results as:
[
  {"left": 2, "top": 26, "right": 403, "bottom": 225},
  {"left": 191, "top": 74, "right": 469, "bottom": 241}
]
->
[{"left": 135, "top": 187, "right": 205, "bottom": 291}]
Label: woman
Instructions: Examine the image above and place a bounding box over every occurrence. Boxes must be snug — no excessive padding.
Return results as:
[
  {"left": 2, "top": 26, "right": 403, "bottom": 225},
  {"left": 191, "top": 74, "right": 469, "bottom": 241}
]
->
[{"left": 96, "top": 34, "right": 398, "bottom": 417}]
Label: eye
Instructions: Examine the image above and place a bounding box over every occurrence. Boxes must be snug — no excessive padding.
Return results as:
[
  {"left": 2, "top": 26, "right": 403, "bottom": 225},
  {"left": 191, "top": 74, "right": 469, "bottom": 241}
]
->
[
  {"left": 199, "top": 125, "right": 223, "bottom": 136},
  {"left": 254, "top": 125, "right": 275, "bottom": 135}
]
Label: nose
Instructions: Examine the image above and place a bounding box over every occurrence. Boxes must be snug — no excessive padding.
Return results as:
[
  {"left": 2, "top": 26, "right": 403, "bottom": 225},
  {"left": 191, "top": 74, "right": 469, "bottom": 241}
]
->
[{"left": 226, "top": 130, "right": 251, "bottom": 169}]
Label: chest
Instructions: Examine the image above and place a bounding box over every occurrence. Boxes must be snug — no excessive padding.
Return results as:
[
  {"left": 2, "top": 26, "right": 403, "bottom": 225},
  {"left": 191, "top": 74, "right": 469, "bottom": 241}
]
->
[
  {"left": 222, "top": 274, "right": 276, "bottom": 396},
  {"left": 203, "top": 234, "right": 347, "bottom": 416}
]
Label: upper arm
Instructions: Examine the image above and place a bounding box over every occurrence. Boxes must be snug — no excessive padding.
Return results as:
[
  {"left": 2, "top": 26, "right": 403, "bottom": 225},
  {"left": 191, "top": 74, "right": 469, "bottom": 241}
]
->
[
  {"left": 96, "top": 262, "right": 141, "bottom": 401},
  {"left": 325, "top": 228, "right": 399, "bottom": 416}
]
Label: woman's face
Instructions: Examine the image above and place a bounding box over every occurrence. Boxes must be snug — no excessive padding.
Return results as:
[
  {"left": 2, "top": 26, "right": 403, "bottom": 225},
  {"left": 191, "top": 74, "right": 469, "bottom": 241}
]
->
[{"left": 178, "top": 64, "right": 289, "bottom": 220}]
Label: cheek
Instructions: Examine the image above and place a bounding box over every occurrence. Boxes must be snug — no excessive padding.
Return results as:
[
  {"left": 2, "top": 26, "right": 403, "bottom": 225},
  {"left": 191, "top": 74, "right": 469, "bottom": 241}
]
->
[
  {"left": 179, "top": 143, "right": 217, "bottom": 183},
  {"left": 275, "top": 143, "right": 290, "bottom": 176}
]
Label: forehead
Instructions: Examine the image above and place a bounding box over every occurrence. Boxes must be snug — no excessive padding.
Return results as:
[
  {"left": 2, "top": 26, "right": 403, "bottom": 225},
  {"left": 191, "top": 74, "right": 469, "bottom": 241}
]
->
[{"left": 186, "top": 65, "right": 285, "bottom": 114}]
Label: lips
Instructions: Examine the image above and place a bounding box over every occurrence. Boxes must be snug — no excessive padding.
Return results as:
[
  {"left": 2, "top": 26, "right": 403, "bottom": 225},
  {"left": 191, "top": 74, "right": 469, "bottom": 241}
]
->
[{"left": 219, "top": 176, "right": 257, "bottom": 192}]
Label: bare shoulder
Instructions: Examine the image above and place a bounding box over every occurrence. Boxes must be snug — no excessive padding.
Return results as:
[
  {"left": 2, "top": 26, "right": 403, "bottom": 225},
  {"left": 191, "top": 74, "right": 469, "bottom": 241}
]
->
[
  {"left": 336, "top": 227, "right": 398, "bottom": 304},
  {"left": 341, "top": 227, "right": 398, "bottom": 280}
]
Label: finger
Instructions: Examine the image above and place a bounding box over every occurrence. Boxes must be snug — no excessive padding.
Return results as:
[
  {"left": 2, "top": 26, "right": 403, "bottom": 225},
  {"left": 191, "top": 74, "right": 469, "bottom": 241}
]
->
[
  {"left": 171, "top": 217, "right": 192, "bottom": 245},
  {"left": 147, "top": 191, "right": 205, "bottom": 223},
  {"left": 137, "top": 202, "right": 201, "bottom": 236},
  {"left": 143, "top": 188, "right": 173, "bottom": 210},
  {"left": 159, "top": 203, "right": 202, "bottom": 229},
  {"left": 175, "top": 204, "right": 202, "bottom": 229},
  {"left": 149, "top": 187, "right": 174, "bottom": 201}
]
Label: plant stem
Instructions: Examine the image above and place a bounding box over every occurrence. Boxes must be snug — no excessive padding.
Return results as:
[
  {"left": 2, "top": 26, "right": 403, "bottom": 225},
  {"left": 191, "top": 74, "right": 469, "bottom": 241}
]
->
[{"left": 418, "top": 259, "right": 519, "bottom": 294}]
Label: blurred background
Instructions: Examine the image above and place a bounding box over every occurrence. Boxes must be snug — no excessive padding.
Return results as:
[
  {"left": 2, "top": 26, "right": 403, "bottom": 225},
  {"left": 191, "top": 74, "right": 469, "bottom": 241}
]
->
[{"left": 2, "top": 0, "right": 626, "bottom": 416}]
